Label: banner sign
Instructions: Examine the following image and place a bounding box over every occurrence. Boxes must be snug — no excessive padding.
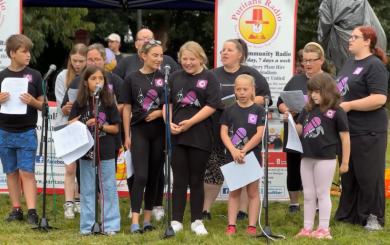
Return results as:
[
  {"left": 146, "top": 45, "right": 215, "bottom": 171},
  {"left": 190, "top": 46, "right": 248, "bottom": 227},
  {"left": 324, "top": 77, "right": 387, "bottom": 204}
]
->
[
  {"left": 0, "top": 0, "right": 22, "bottom": 72},
  {"left": 215, "top": 0, "right": 298, "bottom": 103}
]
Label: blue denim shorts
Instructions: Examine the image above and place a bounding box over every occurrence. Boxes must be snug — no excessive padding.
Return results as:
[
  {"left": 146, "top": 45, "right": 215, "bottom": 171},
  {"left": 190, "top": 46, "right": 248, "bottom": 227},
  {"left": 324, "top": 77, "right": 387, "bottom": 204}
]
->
[{"left": 0, "top": 129, "right": 38, "bottom": 173}]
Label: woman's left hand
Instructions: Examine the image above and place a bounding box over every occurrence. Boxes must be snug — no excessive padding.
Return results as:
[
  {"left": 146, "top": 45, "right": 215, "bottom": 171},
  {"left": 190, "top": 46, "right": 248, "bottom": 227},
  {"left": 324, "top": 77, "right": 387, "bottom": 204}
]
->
[
  {"left": 178, "top": 120, "right": 193, "bottom": 132},
  {"left": 145, "top": 110, "right": 162, "bottom": 122},
  {"left": 340, "top": 102, "right": 352, "bottom": 113},
  {"left": 86, "top": 118, "right": 96, "bottom": 126}
]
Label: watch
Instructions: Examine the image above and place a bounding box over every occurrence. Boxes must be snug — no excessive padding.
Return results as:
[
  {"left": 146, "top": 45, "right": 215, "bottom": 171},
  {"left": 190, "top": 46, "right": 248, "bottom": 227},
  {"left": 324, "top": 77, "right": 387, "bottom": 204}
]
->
[{"left": 98, "top": 124, "right": 104, "bottom": 131}]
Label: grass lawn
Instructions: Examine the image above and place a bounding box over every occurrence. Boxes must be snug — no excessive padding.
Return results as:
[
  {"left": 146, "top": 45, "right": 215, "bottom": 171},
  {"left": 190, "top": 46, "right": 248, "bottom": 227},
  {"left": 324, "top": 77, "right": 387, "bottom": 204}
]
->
[{"left": 0, "top": 102, "right": 389, "bottom": 245}]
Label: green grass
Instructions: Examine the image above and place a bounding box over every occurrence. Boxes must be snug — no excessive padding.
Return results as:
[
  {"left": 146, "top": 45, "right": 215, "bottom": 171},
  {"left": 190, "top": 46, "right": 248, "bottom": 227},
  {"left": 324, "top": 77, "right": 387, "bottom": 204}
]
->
[{"left": 0, "top": 101, "right": 389, "bottom": 245}]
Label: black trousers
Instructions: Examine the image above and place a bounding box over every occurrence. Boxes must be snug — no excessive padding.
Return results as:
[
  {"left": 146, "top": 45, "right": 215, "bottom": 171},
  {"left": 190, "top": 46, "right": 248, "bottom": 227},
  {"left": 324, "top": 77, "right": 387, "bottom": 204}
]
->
[
  {"left": 171, "top": 145, "right": 210, "bottom": 223},
  {"left": 335, "top": 132, "right": 387, "bottom": 226},
  {"left": 286, "top": 152, "right": 302, "bottom": 192},
  {"left": 130, "top": 118, "right": 165, "bottom": 212}
]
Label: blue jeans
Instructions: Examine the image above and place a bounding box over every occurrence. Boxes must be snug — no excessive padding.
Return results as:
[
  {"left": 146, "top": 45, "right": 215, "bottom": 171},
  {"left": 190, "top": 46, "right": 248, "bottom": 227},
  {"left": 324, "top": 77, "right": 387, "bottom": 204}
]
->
[{"left": 79, "top": 158, "right": 120, "bottom": 233}]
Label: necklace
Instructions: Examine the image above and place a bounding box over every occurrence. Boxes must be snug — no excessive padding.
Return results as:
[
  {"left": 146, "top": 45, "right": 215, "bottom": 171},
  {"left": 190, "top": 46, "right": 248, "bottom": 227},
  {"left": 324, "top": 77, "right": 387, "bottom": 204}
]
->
[{"left": 144, "top": 71, "right": 156, "bottom": 85}]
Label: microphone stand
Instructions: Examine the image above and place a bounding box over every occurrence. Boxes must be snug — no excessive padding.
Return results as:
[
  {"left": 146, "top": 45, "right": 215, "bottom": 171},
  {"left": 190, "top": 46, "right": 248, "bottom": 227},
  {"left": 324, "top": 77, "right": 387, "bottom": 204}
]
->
[
  {"left": 81, "top": 94, "right": 107, "bottom": 237},
  {"left": 160, "top": 73, "right": 175, "bottom": 239},
  {"left": 253, "top": 99, "right": 284, "bottom": 244},
  {"left": 32, "top": 76, "right": 58, "bottom": 232}
]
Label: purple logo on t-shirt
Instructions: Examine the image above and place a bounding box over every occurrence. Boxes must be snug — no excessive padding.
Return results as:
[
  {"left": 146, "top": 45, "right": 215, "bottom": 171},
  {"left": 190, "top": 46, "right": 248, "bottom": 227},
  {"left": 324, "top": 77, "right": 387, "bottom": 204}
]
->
[
  {"left": 231, "top": 128, "right": 248, "bottom": 149},
  {"left": 248, "top": 114, "right": 258, "bottom": 124},
  {"left": 353, "top": 67, "right": 363, "bottom": 75},
  {"left": 155, "top": 79, "right": 163, "bottom": 87},
  {"left": 23, "top": 74, "right": 32, "bottom": 82},
  {"left": 108, "top": 84, "right": 113, "bottom": 90},
  {"left": 303, "top": 95, "right": 308, "bottom": 102},
  {"left": 323, "top": 109, "right": 336, "bottom": 119},
  {"left": 337, "top": 77, "right": 349, "bottom": 96},
  {"left": 196, "top": 80, "right": 208, "bottom": 89},
  {"left": 303, "top": 117, "right": 324, "bottom": 138}
]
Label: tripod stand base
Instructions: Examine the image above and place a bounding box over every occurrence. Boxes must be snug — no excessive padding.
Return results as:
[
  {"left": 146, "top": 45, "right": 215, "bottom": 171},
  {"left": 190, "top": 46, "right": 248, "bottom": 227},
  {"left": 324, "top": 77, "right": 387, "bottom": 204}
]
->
[
  {"left": 252, "top": 226, "right": 285, "bottom": 244},
  {"left": 31, "top": 218, "right": 59, "bottom": 232},
  {"left": 79, "top": 223, "right": 108, "bottom": 237},
  {"left": 160, "top": 226, "right": 175, "bottom": 239}
]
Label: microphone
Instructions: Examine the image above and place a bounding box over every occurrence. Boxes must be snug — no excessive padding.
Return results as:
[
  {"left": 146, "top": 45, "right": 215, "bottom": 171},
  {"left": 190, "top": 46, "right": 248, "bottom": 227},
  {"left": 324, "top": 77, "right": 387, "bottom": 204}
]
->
[
  {"left": 164, "top": 64, "right": 171, "bottom": 83},
  {"left": 93, "top": 84, "right": 103, "bottom": 96},
  {"left": 43, "top": 64, "right": 57, "bottom": 81},
  {"left": 264, "top": 95, "right": 270, "bottom": 106}
]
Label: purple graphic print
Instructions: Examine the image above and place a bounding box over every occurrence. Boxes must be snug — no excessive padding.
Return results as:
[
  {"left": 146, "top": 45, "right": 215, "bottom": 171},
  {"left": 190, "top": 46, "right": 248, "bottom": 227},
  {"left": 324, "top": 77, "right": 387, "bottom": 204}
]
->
[
  {"left": 337, "top": 77, "right": 349, "bottom": 96},
  {"left": 303, "top": 117, "right": 324, "bottom": 138},
  {"left": 196, "top": 80, "right": 208, "bottom": 89},
  {"left": 323, "top": 109, "right": 336, "bottom": 119},
  {"left": 23, "top": 74, "right": 32, "bottom": 82},
  {"left": 231, "top": 127, "right": 249, "bottom": 149},
  {"left": 143, "top": 89, "right": 159, "bottom": 111},
  {"left": 304, "top": 95, "right": 308, "bottom": 102},
  {"left": 353, "top": 67, "right": 363, "bottom": 75},
  {"left": 155, "top": 79, "right": 164, "bottom": 87},
  {"left": 248, "top": 114, "right": 258, "bottom": 124}
]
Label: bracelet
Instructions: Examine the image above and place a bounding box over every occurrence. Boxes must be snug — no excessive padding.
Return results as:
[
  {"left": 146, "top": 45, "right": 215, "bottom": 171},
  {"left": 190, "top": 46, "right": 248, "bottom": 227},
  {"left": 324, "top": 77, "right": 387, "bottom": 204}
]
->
[{"left": 98, "top": 124, "right": 103, "bottom": 131}]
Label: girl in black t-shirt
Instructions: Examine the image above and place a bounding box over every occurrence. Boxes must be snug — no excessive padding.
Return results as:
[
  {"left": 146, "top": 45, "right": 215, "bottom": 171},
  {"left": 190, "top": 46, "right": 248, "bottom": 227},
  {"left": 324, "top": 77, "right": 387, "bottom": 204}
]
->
[
  {"left": 120, "top": 41, "right": 165, "bottom": 234},
  {"left": 68, "top": 66, "right": 121, "bottom": 234},
  {"left": 162, "top": 41, "right": 221, "bottom": 235},
  {"left": 284, "top": 74, "right": 350, "bottom": 239},
  {"left": 220, "top": 74, "right": 265, "bottom": 235}
]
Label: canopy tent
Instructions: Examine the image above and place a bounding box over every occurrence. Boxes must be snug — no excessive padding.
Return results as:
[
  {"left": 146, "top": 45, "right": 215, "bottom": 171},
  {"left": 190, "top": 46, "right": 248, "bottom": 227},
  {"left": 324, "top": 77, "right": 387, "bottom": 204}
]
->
[{"left": 23, "top": 0, "right": 215, "bottom": 10}]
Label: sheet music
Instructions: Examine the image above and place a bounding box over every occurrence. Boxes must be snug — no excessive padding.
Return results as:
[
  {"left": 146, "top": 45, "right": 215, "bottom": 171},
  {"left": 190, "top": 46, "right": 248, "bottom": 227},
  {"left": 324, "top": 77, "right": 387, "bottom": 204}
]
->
[
  {"left": 0, "top": 78, "right": 28, "bottom": 114},
  {"left": 61, "top": 131, "right": 94, "bottom": 165},
  {"left": 125, "top": 150, "right": 134, "bottom": 178},
  {"left": 52, "top": 121, "right": 89, "bottom": 158},
  {"left": 280, "top": 90, "right": 306, "bottom": 112},
  {"left": 220, "top": 152, "right": 263, "bottom": 191},
  {"left": 286, "top": 112, "right": 303, "bottom": 153},
  {"left": 68, "top": 88, "right": 78, "bottom": 102}
]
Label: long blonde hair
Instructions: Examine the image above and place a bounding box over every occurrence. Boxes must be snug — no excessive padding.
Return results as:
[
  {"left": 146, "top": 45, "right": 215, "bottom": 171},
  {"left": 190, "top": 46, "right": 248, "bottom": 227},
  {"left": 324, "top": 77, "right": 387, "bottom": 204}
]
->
[
  {"left": 178, "top": 41, "right": 208, "bottom": 69},
  {"left": 235, "top": 74, "right": 256, "bottom": 102},
  {"left": 66, "top": 44, "right": 87, "bottom": 88}
]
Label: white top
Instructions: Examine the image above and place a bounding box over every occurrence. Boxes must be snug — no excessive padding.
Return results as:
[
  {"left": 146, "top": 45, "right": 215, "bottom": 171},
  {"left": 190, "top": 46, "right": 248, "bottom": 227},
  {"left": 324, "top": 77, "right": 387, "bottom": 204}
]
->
[{"left": 54, "top": 69, "right": 70, "bottom": 127}]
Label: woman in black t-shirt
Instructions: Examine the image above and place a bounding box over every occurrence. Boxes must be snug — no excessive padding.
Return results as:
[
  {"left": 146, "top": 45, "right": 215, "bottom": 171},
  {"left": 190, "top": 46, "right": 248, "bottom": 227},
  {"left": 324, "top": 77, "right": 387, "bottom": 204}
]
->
[
  {"left": 203, "top": 39, "right": 272, "bottom": 220},
  {"left": 334, "top": 26, "right": 389, "bottom": 231},
  {"left": 277, "top": 42, "right": 329, "bottom": 213},
  {"left": 120, "top": 41, "right": 165, "bottom": 234},
  {"left": 162, "top": 41, "right": 221, "bottom": 235}
]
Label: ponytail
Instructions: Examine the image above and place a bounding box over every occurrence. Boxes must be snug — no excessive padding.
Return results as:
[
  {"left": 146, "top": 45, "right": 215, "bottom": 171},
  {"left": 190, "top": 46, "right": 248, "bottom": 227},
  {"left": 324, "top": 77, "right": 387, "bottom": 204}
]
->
[
  {"left": 372, "top": 46, "right": 388, "bottom": 65},
  {"left": 250, "top": 92, "right": 255, "bottom": 102},
  {"left": 357, "top": 26, "right": 388, "bottom": 65}
]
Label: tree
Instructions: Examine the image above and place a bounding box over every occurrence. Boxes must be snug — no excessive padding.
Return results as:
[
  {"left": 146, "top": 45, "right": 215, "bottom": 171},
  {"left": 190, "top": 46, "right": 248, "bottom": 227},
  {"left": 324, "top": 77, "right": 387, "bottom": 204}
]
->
[{"left": 22, "top": 7, "right": 95, "bottom": 64}]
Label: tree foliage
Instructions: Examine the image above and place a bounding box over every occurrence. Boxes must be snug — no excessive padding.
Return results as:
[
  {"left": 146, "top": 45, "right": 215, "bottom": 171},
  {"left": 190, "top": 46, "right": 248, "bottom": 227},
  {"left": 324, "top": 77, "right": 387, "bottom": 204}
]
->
[{"left": 22, "top": 7, "right": 95, "bottom": 64}]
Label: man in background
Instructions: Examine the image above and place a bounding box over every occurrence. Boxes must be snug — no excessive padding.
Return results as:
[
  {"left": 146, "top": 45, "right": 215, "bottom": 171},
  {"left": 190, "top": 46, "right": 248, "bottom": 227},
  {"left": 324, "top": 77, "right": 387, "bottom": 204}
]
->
[{"left": 105, "top": 33, "right": 123, "bottom": 64}]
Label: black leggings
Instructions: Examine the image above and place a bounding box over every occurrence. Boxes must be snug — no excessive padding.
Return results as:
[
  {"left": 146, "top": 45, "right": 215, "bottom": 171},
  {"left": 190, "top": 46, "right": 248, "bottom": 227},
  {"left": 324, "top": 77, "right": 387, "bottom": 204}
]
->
[
  {"left": 286, "top": 152, "right": 302, "bottom": 192},
  {"left": 127, "top": 170, "right": 164, "bottom": 207},
  {"left": 130, "top": 118, "right": 165, "bottom": 213},
  {"left": 171, "top": 145, "right": 210, "bottom": 223}
]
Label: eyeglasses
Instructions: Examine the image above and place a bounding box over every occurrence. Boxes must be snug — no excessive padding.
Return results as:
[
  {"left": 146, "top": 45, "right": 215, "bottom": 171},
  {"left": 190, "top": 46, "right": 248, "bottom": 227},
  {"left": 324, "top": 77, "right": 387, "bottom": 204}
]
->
[
  {"left": 350, "top": 35, "right": 364, "bottom": 41},
  {"left": 302, "top": 58, "right": 321, "bottom": 64},
  {"left": 86, "top": 58, "right": 103, "bottom": 64},
  {"left": 136, "top": 36, "right": 154, "bottom": 42},
  {"left": 141, "top": 40, "right": 162, "bottom": 52}
]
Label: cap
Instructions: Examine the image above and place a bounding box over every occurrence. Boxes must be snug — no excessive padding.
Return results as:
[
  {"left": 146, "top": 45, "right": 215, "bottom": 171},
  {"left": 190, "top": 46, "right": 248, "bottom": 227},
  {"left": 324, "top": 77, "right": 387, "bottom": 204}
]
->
[
  {"left": 75, "top": 29, "right": 89, "bottom": 37},
  {"left": 105, "top": 33, "right": 121, "bottom": 42}
]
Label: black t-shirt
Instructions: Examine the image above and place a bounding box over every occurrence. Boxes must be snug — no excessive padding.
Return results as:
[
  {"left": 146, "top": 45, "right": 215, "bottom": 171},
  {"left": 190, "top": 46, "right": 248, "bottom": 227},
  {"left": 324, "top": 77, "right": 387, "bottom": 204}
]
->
[
  {"left": 61, "top": 72, "right": 123, "bottom": 150},
  {"left": 0, "top": 67, "right": 43, "bottom": 133},
  {"left": 276, "top": 72, "right": 336, "bottom": 152},
  {"left": 69, "top": 97, "right": 121, "bottom": 160},
  {"left": 115, "top": 53, "right": 124, "bottom": 64},
  {"left": 113, "top": 54, "right": 180, "bottom": 80},
  {"left": 220, "top": 103, "right": 265, "bottom": 163},
  {"left": 336, "top": 56, "right": 389, "bottom": 136},
  {"left": 119, "top": 70, "right": 164, "bottom": 126},
  {"left": 162, "top": 69, "right": 221, "bottom": 153},
  {"left": 211, "top": 65, "right": 272, "bottom": 148},
  {"left": 272, "top": 137, "right": 283, "bottom": 150},
  {"left": 297, "top": 106, "right": 349, "bottom": 159}
]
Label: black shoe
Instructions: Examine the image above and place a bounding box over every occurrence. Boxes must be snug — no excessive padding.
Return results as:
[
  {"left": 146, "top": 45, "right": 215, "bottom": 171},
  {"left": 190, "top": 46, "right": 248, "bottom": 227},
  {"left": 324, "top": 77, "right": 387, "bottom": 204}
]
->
[
  {"left": 316, "top": 208, "right": 319, "bottom": 214},
  {"left": 143, "top": 226, "right": 156, "bottom": 232},
  {"left": 202, "top": 210, "right": 211, "bottom": 220},
  {"left": 26, "top": 213, "right": 39, "bottom": 224},
  {"left": 132, "top": 229, "right": 144, "bottom": 235},
  {"left": 4, "top": 210, "right": 23, "bottom": 222},
  {"left": 286, "top": 205, "right": 300, "bottom": 213},
  {"left": 237, "top": 210, "right": 248, "bottom": 220}
]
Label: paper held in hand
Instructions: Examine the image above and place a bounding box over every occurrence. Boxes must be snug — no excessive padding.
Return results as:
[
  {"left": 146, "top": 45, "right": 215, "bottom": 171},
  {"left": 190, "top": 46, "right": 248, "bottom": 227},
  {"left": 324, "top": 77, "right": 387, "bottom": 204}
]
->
[
  {"left": 280, "top": 90, "right": 307, "bottom": 112},
  {"left": 286, "top": 112, "right": 303, "bottom": 153},
  {"left": 220, "top": 151, "right": 263, "bottom": 191},
  {"left": 0, "top": 77, "right": 28, "bottom": 114},
  {"left": 221, "top": 94, "right": 236, "bottom": 106},
  {"left": 52, "top": 121, "right": 94, "bottom": 165},
  {"left": 125, "top": 150, "right": 134, "bottom": 178}
]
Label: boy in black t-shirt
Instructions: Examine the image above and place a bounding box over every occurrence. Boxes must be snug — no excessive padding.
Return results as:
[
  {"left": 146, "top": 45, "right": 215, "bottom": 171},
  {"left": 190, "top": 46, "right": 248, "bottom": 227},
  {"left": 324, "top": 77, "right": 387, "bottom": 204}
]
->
[{"left": 0, "top": 35, "right": 44, "bottom": 224}]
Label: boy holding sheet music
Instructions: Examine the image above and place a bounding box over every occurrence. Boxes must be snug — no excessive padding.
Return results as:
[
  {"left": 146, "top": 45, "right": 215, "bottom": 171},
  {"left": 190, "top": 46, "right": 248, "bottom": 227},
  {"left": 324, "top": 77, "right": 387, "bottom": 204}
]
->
[
  {"left": 220, "top": 74, "right": 265, "bottom": 235},
  {"left": 0, "top": 35, "right": 43, "bottom": 224}
]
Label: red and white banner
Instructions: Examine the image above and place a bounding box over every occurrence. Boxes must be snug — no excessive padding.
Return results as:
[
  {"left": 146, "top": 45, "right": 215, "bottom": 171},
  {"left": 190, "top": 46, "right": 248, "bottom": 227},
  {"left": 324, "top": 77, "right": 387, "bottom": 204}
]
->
[{"left": 0, "top": 0, "right": 22, "bottom": 72}]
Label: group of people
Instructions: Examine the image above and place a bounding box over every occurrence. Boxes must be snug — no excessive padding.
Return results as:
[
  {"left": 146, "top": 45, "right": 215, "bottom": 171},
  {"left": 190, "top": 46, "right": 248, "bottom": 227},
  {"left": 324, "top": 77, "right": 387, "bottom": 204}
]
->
[{"left": 0, "top": 25, "right": 387, "bottom": 239}]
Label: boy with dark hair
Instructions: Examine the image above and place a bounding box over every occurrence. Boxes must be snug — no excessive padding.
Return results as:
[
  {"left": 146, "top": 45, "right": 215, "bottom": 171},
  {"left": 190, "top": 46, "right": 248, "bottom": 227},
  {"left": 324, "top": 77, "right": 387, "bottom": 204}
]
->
[{"left": 0, "top": 34, "right": 44, "bottom": 224}]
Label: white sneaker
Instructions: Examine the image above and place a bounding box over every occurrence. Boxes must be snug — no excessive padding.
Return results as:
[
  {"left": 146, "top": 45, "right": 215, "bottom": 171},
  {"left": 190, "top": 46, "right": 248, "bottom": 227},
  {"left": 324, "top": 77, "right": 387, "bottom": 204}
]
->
[
  {"left": 191, "top": 220, "right": 208, "bottom": 235},
  {"left": 171, "top": 221, "right": 183, "bottom": 233},
  {"left": 363, "top": 214, "right": 383, "bottom": 231},
  {"left": 106, "top": 231, "right": 116, "bottom": 235},
  {"left": 128, "top": 208, "right": 143, "bottom": 218},
  {"left": 74, "top": 201, "right": 81, "bottom": 213},
  {"left": 64, "top": 203, "right": 75, "bottom": 219},
  {"left": 152, "top": 206, "right": 165, "bottom": 221}
]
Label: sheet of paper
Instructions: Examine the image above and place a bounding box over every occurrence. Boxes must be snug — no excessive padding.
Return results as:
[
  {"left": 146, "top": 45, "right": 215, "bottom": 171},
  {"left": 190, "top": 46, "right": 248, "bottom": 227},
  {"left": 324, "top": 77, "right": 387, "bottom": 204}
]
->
[
  {"left": 0, "top": 77, "right": 28, "bottom": 114},
  {"left": 280, "top": 90, "right": 306, "bottom": 112},
  {"left": 105, "top": 48, "right": 115, "bottom": 64},
  {"left": 220, "top": 152, "right": 263, "bottom": 191},
  {"left": 125, "top": 150, "right": 134, "bottom": 178},
  {"left": 68, "top": 88, "right": 78, "bottom": 102},
  {"left": 286, "top": 112, "right": 303, "bottom": 153},
  {"left": 222, "top": 94, "right": 236, "bottom": 106},
  {"left": 52, "top": 121, "right": 89, "bottom": 157},
  {"left": 61, "top": 130, "right": 94, "bottom": 165}
]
